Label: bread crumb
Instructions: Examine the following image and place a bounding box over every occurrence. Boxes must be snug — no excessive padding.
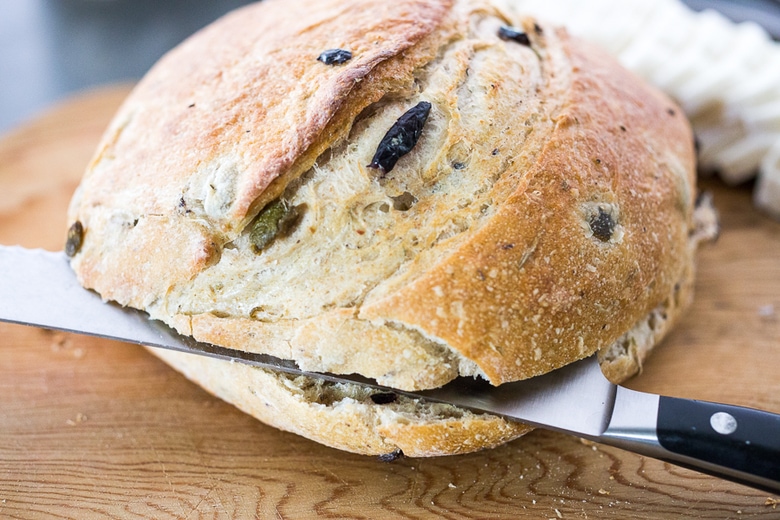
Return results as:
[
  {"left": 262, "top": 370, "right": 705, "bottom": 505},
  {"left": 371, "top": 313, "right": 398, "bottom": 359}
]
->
[
  {"left": 49, "top": 333, "right": 86, "bottom": 358},
  {"left": 50, "top": 333, "right": 70, "bottom": 352},
  {"left": 448, "top": 483, "right": 456, "bottom": 489},
  {"left": 598, "top": 489, "right": 610, "bottom": 496},
  {"left": 66, "top": 413, "right": 88, "bottom": 426},
  {"left": 554, "top": 508, "right": 563, "bottom": 518},
  {"left": 758, "top": 304, "right": 776, "bottom": 321},
  {"left": 766, "top": 497, "right": 778, "bottom": 509}
]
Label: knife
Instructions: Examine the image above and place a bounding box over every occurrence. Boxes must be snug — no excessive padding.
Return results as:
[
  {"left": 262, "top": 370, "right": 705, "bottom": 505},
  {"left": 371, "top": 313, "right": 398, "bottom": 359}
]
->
[{"left": 1, "top": 245, "right": 778, "bottom": 494}]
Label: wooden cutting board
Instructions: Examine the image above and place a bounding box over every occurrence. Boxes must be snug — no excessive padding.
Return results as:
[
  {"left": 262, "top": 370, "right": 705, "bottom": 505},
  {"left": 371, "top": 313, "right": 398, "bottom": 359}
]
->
[{"left": 0, "top": 86, "right": 778, "bottom": 519}]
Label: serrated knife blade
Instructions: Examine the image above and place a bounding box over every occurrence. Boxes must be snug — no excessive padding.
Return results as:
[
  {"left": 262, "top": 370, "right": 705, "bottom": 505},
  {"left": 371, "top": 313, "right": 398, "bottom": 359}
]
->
[{"left": 0, "top": 244, "right": 777, "bottom": 493}]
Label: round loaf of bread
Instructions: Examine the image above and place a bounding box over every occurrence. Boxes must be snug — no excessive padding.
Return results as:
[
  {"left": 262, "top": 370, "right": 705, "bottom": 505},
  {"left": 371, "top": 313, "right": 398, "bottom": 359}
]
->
[{"left": 66, "top": 0, "right": 715, "bottom": 456}]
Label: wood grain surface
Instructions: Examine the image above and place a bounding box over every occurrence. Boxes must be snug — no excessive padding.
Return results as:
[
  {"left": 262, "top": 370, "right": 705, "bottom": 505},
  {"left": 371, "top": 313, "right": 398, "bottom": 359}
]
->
[{"left": 0, "top": 86, "right": 778, "bottom": 519}]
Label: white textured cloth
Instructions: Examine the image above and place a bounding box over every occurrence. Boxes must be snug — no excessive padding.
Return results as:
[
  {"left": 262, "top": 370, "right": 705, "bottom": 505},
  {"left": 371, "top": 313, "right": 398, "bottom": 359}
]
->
[{"left": 501, "top": 0, "right": 780, "bottom": 218}]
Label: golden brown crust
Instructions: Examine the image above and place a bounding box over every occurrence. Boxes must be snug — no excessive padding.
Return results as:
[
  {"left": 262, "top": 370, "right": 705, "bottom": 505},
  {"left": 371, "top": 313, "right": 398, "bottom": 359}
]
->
[
  {"left": 68, "top": 0, "right": 703, "bottom": 455},
  {"left": 360, "top": 37, "right": 697, "bottom": 384}
]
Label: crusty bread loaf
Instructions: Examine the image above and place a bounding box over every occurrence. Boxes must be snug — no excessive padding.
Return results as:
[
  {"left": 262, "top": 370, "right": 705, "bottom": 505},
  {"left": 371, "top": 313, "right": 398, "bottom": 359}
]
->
[{"left": 66, "top": 0, "right": 715, "bottom": 456}]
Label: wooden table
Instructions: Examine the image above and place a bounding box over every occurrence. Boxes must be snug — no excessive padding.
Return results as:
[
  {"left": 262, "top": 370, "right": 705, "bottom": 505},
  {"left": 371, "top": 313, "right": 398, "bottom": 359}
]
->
[{"left": 0, "top": 86, "right": 778, "bottom": 519}]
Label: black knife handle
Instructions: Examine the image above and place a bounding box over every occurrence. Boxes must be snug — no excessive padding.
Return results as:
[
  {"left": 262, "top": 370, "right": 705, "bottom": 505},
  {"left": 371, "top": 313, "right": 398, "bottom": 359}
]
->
[
  {"left": 601, "top": 387, "right": 780, "bottom": 494},
  {"left": 656, "top": 396, "right": 780, "bottom": 492}
]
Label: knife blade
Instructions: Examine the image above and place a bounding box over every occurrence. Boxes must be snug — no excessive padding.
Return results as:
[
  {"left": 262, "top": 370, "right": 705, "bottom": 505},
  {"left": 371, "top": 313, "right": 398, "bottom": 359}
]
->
[{"left": 0, "top": 244, "right": 778, "bottom": 494}]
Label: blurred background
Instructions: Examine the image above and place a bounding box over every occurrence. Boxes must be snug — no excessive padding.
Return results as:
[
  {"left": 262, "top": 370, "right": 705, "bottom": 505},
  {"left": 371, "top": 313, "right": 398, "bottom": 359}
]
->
[
  {"left": 1, "top": 0, "right": 779, "bottom": 135},
  {"left": 0, "top": 0, "right": 254, "bottom": 135}
]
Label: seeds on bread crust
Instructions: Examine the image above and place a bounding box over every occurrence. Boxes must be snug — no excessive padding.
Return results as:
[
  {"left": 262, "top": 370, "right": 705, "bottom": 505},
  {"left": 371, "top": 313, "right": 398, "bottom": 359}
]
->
[
  {"left": 369, "top": 392, "right": 398, "bottom": 404},
  {"left": 249, "top": 199, "right": 305, "bottom": 253},
  {"left": 498, "top": 25, "right": 531, "bottom": 46},
  {"left": 589, "top": 207, "right": 616, "bottom": 242},
  {"left": 317, "top": 48, "right": 353, "bottom": 65},
  {"left": 378, "top": 449, "right": 404, "bottom": 462},
  {"left": 367, "top": 101, "right": 432, "bottom": 176},
  {"left": 65, "top": 221, "right": 84, "bottom": 257}
]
